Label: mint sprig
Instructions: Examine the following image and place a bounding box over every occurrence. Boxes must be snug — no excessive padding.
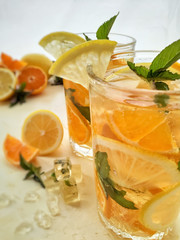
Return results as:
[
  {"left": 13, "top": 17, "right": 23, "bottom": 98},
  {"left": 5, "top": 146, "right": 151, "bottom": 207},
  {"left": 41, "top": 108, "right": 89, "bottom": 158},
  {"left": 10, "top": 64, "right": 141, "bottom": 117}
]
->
[{"left": 95, "top": 151, "right": 137, "bottom": 210}]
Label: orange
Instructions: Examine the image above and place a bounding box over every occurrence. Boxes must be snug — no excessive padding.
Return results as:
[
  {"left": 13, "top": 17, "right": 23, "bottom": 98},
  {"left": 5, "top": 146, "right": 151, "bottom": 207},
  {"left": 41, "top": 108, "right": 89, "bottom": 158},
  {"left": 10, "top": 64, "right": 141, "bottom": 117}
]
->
[
  {"left": 3, "top": 134, "right": 39, "bottom": 166},
  {"left": 17, "top": 65, "right": 47, "bottom": 95},
  {"left": 63, "top": 79, "right": 89, "bottom": 106},
  {"left": 1, "top": 52, "right": 27, "bottom": 71},
  {"left": 66, "top": 97, "right": 91, "bottom": 144},
  {"left": 107, "top": 105, "right": 178, "bottom": 153},
  {"left": 107, "top": 54, "right": 127, "bottom": 70}
]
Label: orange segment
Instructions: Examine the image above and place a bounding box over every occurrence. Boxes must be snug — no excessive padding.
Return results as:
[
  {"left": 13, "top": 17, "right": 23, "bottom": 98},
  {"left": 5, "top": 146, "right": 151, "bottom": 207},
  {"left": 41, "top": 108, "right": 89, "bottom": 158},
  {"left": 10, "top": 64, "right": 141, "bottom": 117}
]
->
[
  {"left": 3, "top": 134, "right": 39, "bottom": 166},
  {"left": 66, "top": 97, "right": 91, "bottom": 144},
  {"left": 17, "top": 66, "right": 47, "bottom": 95},
  {"left": 108, "top": 54, "right": 127, "bottom": 70},
  {"left": 1, "top": 52, "right": 27, "bottom": 71},
  {"left": 63, "top": 79, "right": 89, "bottom": 106}
]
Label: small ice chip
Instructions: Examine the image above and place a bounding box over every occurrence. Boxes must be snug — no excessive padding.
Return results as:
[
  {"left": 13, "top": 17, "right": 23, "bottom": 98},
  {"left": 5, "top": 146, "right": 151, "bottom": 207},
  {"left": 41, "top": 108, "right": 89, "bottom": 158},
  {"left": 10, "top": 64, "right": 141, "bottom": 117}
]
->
[
  {"left": 15, "top": 222, "right": 33, "bottom": 235},
  {"left": 34, "top": 210, "right": 52, "bottom": 229}
]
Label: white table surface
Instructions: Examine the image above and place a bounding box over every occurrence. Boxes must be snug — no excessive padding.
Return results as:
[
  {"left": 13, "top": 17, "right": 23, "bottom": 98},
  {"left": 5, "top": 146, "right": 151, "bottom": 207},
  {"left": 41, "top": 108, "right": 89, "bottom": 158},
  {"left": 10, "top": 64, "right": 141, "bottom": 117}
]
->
[{"left": 0, "top": 1, "right": 180, "bottom": 239}]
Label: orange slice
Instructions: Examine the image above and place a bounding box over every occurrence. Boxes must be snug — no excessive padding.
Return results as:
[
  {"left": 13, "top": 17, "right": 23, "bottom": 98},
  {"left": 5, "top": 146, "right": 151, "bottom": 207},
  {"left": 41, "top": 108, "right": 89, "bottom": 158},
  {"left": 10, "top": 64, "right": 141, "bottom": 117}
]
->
[
  {"left": 66, "top": 97, "right": 91, "bottom": 144},
  {"left": 3, "top": 134, "right": 39, "bottom": 166},
  {"left": 1, "top": 52, "right": 27, "bottom": 71},
  {"left": 17, "top": 65, "right": 47, "bottom": 95},
  {"left": 22, "top": 110, "right": 63, "bottom": 155}
]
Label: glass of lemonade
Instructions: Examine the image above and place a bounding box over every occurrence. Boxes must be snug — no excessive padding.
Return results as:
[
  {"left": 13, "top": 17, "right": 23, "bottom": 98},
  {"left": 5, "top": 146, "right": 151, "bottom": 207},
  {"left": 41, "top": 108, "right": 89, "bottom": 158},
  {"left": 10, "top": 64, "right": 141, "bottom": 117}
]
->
[
  {"left": 63, "top": 33, "right": 136, "bottom": 158},
  {"left": 89, "top": 50, "right": 180, "bottom": 239}
]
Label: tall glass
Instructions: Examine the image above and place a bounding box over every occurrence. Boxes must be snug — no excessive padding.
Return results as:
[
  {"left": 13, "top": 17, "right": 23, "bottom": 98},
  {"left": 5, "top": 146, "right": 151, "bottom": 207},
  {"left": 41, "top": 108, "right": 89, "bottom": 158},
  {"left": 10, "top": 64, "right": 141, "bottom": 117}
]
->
[
  {"left": 89, "top": 51, "right": 180, "bottom": 239},
  {"left": 63, "top": 33, "right": 136, "bottom": 158}
]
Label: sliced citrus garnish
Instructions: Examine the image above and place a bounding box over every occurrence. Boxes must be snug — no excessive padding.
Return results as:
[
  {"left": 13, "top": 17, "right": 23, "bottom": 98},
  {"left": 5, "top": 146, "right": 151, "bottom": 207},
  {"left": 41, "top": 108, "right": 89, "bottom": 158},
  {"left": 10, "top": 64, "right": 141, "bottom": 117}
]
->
[
  {"left": 3, "top": 134, "right": 39, "bottom": 166},
  {"left": 21, "top": 53, "right": 52, "bottom": 77},
  {"left": 140, "top": 183, "right": 180, "bottom": 231},
  {"left": 66, "top": 97, "right": 91, "bottom": 144},
  {"left": 63, "top": 79, "right": 89, "bottom": 106},
  {"left": 17, "top": 65, "right": 47, "bottom": 95},
  {"left": 22, "top": 110, "right": 63, "bottom": 155},
  {"left": 0, "top": 68, "right": 17, "bottom": 101},
  {"left": 1, "top": 52, "right": 27, "bottom": 71},
  {"left": 107, "top": 105, "right": 178, "bottom": 153},
  {"left": 49, "top": 40, "right": 117, "bottom": 89},
  {"left": 93, "top": 135, "right": 180, "bottom": 191},
  {"left": 39, "top": 31, "right": 86, "bottom": 59}
]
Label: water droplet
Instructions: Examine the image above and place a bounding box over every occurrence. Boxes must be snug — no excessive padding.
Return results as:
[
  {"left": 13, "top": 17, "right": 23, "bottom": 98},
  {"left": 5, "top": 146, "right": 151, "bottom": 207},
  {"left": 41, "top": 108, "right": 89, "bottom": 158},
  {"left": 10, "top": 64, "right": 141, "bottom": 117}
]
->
[
  {"left": 47, "top": 192, "right": 60, "bottom": 216},
  {"left": 34, "top": 210, "right": 52, "bottom": 229},
  {"left": 24, "top": 191, "right": 40, "bottom": 202},
  {"left": 0, "top": 193, "right": 11, "bottom": 209},
  {"left": 15, "top": 222, "right": 33, "bottom": 235}
]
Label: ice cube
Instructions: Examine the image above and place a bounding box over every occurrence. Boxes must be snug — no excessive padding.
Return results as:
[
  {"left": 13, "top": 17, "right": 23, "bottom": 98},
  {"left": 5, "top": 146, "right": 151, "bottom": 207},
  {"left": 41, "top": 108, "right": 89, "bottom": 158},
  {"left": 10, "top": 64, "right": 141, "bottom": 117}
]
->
[
  {"left": 71, "top": 164, "right": 82, "bottom": 183},
  {"left": 60, "top": 177, "right": 80, "bottom": 204},
  {"left": 15, "top": 222, "right": 33, "bottom": 235},
  {"left": 24, "top": 191, "right": 40, "bottom": 202},
  {"left": 41, "top": 169, "right": 60, "bottom": 192},
  {"left": 0, "top": 193, "right": 11, "bottom": 208},
  {"left": 47, "top": 192, "right": 60, "bottom": 216},
  {"left": 34, "top": 210, "right": 52, "bottom": 229},
  {"left": 54, "top": 157, "right": 72, "bottom": 181}
]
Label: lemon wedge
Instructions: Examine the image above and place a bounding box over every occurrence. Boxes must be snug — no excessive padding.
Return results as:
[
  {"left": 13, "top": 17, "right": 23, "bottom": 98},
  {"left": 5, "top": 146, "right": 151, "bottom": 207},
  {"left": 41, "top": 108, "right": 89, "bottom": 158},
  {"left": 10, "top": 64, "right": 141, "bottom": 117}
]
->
[
  {"left": 140, "top": 183, "right": 180, "bottom": 231},
  {"left": 39, "top": 31, "right": 86, "bottom": 59},
  {"left": 49, "top": 40, "right": 117, "bottom": 89}
]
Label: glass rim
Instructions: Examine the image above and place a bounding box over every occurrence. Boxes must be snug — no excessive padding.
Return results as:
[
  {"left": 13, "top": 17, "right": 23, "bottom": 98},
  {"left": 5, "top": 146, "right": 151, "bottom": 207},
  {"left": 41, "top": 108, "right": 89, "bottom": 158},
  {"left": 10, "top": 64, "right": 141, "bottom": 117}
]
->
[
  {"left": 89, "top": 50, "right": 180, "bottom": 96},
  {"left": 76, "top": 32, "right": 136, "bottom": 47}
]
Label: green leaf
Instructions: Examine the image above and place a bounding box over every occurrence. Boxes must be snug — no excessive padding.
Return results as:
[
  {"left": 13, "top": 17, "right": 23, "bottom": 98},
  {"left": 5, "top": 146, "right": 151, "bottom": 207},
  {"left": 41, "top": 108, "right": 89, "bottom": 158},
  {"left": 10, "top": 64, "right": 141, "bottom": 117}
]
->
[
  {"left": 154, "top": 94, "right": 169, "bottom": 108},
  {"left": 150, "top": 39, "right": 180, "bottom": 74},
  {"left": 10, "top": 82, "right": 31, "bottom": 107},
  {"left": 177, "top": 161, "right": 180, "bottom": 171},
  {"left": 95, "top": 151, "right": 109, "bottom": 175},
  {"left": 154, "top": 82, "right": 169, "bottom": 90},
  {"left": 155, "top": 70, "right": 180, "bottom": 80},
  {"left": 83, "top": 33, "right": 92, "bottom": 41},
  {"left": 127, "top": 61, "right": 149, "bottom": 79},
  {"left": 96, "top": 12, "right": 119, "bottom": 39}
]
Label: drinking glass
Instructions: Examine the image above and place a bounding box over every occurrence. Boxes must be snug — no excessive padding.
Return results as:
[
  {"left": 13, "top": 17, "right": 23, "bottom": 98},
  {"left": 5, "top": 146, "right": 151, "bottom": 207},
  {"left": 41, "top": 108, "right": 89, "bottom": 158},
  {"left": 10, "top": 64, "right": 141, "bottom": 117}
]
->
[
  {"left": 63, "top": 33, "right": 136, "bottom": 158},
  {"left": 89, "top": 50, "right": 180, "bottom": 239}
]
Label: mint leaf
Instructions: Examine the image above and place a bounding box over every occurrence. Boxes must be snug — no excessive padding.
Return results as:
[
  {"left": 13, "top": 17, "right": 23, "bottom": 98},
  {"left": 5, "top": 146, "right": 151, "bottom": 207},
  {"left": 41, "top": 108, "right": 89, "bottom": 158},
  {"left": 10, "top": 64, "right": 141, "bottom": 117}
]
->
[
  {"left": 95, "top": 151, "right": 110, "bottom": 179},
  {"left": 178, "top": 161, "right": 180, "bottom": 171},
  {"left": 96, "top": 12, "right": 119, "bottom": 39},
  {"left": 127, "top": 61, "right": 149, "bottom": 79},
  {"left": 150, "top": 39, "right": 180, "bottom": 74},
  {"left": 154, "top": 82, "right": 169, "bottom": 90},
  {"left": 154, "top": 94, "right": 169, "bottom": 108},
  {"left": 83, "top": 33, "right": 92, "bottom": 41},
  {"left": 155, "top": 70, "right": 180, "bottom": 80},
  {"left": 10, "top": 82, "right": 31, "bottom": 107}
]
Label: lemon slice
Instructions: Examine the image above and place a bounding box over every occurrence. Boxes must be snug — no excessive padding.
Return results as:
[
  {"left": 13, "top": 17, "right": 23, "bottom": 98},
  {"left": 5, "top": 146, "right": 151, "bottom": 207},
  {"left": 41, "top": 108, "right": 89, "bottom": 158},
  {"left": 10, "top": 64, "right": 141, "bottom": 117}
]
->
[
  {"left": 22, "top": 110, "right": 64, "bottom": 155},
  {"left": 93, "top": 135, "right": 180, "bottom": 190},
  {"left": 0, "top": 68, "right": 17, "bottom": 101},
  {"left": 49, "top": 40, "right": 117, "bottom": 89},
  {"left": 140, "top": 183, "right": 180, "bottom": 231},
  {"left": 39, "top": 31, "right": 86, "bottom": 59}
]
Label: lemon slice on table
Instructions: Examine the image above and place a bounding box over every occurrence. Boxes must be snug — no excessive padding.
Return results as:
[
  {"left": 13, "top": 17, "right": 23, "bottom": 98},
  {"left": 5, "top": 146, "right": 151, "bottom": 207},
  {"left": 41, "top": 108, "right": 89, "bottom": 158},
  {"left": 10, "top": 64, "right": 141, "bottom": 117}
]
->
[
  {"left": 22, "top": 110, "right": 64, "bottom": 155},
  {"left": 0, "top": 68, "right": 17, "bottom": 101},
  {"left": 39, "top": 31, "right": 86, "bottom": 59},
  {"left": 49, "top": 40, "right": 117, "bottom": 89},
  {"left": 140, "top": 183, "right": 180, "bottom": 231},
  {"left": 93, "top": 135, "right": 180, "bottom": 191}
]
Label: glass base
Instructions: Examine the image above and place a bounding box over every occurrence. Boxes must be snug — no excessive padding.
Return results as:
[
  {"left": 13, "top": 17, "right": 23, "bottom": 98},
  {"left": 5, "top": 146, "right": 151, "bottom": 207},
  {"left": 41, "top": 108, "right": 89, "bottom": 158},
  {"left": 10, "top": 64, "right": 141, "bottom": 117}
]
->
[
  {"left": 70, "top": 139, "right": 93, "bottom": 159},
  {"left": 98, "top": 205, "right": 170, "bottom": 240}
]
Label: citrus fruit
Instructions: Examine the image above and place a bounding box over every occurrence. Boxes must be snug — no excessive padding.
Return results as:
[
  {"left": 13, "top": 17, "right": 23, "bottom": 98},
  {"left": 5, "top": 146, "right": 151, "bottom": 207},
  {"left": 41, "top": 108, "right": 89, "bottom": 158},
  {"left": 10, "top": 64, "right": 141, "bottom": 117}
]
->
[
  {"left": 140, "top": 183, "right": 180, "bottom": 231},
  {"left": 0, "top": 68, "right": 17, "bottom": 101},
  {"left": 22, "top": 110, "right": 63, "bottom": 155},
  {"left": 1, "top": 52, "right": 27, "bottom": 71},
  {"left": 3, "top": 134, "right": 39, "bottom": 166},
  {"left": 39, "top": 31, "right": 86, "bottom": 59},
  {"left": 65, "top": 97, "right": 91, "bottom": 144},
  {"left": 17, "top": 66, "right": 47, "bottom": 95},
  {"left": 49, "top": 40, "right": 117, "bottom": 89},
  {"left": 63, "top": 79, "right": 89, "bottom": 106},
  {"left": 21, "top": 53, "right": 52, "bottom": 77},
  {"left": 93, "top": 135, "right": 180, "bottom": 191},
  {"left": 107, "top": 105, "right": 178, "bottom": 153}
]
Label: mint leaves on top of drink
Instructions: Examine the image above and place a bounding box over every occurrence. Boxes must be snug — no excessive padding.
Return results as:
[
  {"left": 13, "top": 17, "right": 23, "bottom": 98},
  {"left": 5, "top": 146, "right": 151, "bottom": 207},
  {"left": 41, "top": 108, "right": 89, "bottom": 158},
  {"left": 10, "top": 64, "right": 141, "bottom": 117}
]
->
[
  {"left": 127, "top": 39, "right": 180, "bottom": 91},
  {"left": 83, "top": 12, "right": 119, "bottom": 41}
]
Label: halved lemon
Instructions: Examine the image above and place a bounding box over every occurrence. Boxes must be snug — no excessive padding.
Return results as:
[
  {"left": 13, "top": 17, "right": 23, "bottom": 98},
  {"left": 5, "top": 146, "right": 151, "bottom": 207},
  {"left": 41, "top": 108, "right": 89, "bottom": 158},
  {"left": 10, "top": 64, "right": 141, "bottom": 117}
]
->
[
  {"left": 0, "top": 68, "right": 17, "bottom": 101},
  {"left": 39, "top": 31, "right": 86, "bottom": 59},
  {"left": 22, "top": 110, "right": 63, "bottom": 155},
  {"left": 49, "top": 40, "right": 117, "bottom": 89},
  {"left": 93, "top": 135, "right": 180, "bottom": 191},
  {"left": 140, "top": 183, "right": 180, "bottom": 231}
]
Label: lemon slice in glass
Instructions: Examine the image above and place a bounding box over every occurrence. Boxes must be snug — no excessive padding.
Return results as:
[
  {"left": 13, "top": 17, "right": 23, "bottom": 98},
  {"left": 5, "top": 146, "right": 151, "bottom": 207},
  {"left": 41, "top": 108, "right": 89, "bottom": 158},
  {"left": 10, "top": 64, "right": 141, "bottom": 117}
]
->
[
  {"left": 140, "top": 183, "right": 180, "bottom": 231},
  {"left": 39, "top": 31, "right": 86, "bottom": 59},
  {"left": 49, "top": 39, "right": 117, "bottom": 89},
  {"left": 0, "top": 68, "right": 17, "bottom": 101}
]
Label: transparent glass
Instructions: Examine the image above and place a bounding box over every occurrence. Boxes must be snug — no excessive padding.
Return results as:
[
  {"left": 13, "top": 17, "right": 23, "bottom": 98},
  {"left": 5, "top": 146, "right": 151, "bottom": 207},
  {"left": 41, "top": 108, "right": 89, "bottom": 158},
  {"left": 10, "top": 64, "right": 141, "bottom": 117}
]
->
[
  {"left": 63, "top": 33, "right": 136, "bottom": 158},
  {"left": 89, "top": 50, "right": 180, "bottom": 239}
]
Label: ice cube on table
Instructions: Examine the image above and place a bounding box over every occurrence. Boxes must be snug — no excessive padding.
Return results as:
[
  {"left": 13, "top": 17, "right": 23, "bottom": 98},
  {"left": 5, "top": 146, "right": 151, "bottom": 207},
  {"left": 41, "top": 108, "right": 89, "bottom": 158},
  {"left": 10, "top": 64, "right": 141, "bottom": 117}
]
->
[
  {"left": 60, "top": 176, "right": 80, "bottom": 204},
  {"left": 41, "top": 169, "right": 60, "bottom": 192},
  {"left": 0, "top": 193, "right": 11, "bottom": 208},
  {"left": 71, "top": 164, "right": 82, "bottom": 183},
  {"left": 47, "top": 192, "right": 60, "bottom": 216},
  {"left": 24, "top": 191, "right": 40, "bottom": 202},
  {"left": 54, "top": 157, "right": 72, "bottom": 181},
  {"left": 34, "top": 210, "right": 52, "bottom": 229},
  {"left": 15, "top": 222, "right": 33, "bottom": 235}
]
